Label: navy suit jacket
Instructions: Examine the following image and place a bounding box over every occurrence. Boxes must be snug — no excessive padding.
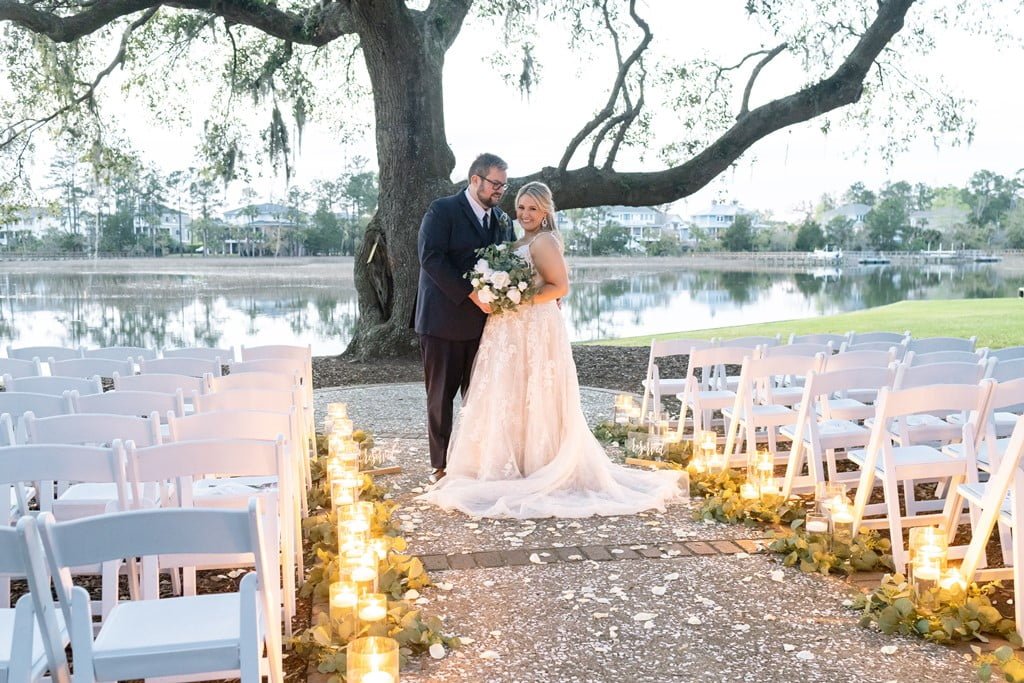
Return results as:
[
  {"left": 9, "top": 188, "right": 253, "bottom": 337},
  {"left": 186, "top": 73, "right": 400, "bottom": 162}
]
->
[{"left": 414, "top": 192, "right": 516, "bottom": 340}]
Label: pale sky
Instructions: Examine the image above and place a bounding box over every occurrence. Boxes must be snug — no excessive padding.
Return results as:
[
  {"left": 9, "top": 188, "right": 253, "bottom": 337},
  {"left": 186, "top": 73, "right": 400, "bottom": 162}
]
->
[{"left": 23, "top": 2, "right": 1024, "bottom": 219}]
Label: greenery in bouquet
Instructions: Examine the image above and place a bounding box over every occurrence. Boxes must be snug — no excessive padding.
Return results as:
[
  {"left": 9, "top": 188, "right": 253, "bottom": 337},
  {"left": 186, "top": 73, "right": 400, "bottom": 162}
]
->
[{"left": 465, "top": 242, "right": 536, "bottom": 314}]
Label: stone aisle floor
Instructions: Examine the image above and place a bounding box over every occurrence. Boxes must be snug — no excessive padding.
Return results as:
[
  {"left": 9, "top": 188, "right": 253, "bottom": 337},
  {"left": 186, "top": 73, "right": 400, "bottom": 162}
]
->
[{"left": 313, "top": 384, "right": 975, "bottom": 683}]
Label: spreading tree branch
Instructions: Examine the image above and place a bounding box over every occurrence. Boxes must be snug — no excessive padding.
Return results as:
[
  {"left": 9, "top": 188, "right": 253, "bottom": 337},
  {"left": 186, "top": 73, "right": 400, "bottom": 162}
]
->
[
  {"left": 516, "top": 0, "right": 918, "bottom": 211},
  {"left": 739, "top": 41, "right": 787, "bottom": 117},
  {"left": 558, "top": 0, "right": 651, "bottom": 171}
]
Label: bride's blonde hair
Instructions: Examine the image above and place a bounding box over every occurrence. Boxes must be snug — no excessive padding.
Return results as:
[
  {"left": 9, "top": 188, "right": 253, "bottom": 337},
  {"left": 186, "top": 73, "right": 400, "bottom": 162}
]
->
[{"left": 516, "top": 181, "right": 560, "bottom": 238}]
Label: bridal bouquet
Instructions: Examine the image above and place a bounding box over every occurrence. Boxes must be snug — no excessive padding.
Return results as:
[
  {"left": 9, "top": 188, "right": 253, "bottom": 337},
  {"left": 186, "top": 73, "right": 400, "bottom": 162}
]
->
[{"left": 465, "top": 242, "right": 536, "bottom": 314}]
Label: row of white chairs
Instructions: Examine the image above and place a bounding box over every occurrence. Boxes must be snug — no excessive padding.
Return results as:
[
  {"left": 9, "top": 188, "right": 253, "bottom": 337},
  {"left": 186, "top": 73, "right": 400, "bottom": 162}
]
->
[
  {"left": 1, "top": 501, "right": 281, "bottom": 683},
  {"left": 4, "top": 344, "right": 235, "bottom": 362}
]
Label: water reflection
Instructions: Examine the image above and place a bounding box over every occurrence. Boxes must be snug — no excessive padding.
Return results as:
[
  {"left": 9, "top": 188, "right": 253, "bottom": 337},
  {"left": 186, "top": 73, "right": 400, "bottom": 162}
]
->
[{"left": 0, "top": 264, "right": 1016, "bottom": 354}]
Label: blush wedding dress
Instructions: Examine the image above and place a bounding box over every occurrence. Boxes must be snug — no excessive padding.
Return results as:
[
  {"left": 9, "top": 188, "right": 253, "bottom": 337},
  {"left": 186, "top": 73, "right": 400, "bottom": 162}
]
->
[{"left": 419, "top": 237, "right": 684, "bottom": 519}]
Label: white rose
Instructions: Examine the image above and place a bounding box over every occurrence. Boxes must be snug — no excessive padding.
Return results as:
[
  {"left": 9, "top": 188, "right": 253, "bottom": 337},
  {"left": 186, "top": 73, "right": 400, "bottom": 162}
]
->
[
  {"left": 475, "top": 259, "right": 492, "bottom": 276},
  {"left": 477, "top": 287, "right": 495, "bottom": 304},
  {"left": 506, "top": 288, "right": 522, "bottom": 305},
  {"left": 470, "top": 278, "right": 480, "bottom": 287},
  {"left": 490, "top": 271, "right": 511, "bottom": 289},
  {"left": 518, "top": 281, "right": 528, "bottom": 291},
  {"left": 496, "top": 243, "right": 507, "bottom": 251}
]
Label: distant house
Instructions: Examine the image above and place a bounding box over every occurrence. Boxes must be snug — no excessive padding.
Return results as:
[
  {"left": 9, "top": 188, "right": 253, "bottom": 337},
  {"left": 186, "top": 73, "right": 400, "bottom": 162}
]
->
[
  {"left": 134, "top": 203, "right": 192, "bottom": 245},
  {"left": 0, "top": 207, "right": 62, "bottom": 246},
  {"left": 223, "top": 202, "right": 307, "bottom": 255},
  {"left": 821, "top": 203, "right": 871, "bottom": 231},
  {"left": 688, "top": 202, "right": 762, "bottom": 240},
  {"left": 908, "top": 206, "right": 970, "bottom": 234},
  {"left": 605, "top": 205, "right": 686, "bottom": 245}
]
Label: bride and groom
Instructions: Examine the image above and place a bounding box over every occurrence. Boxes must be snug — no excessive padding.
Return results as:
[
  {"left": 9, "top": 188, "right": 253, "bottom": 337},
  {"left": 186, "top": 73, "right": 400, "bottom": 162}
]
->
[{"left": 413, "top": 153, "right": 682, "bottom": 519}]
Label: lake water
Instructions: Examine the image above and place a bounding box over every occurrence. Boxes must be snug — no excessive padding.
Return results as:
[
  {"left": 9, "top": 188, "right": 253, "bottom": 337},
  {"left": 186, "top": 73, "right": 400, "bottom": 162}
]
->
[{"left": 0, "top": 259, "right": 1018, "bottom": 355}]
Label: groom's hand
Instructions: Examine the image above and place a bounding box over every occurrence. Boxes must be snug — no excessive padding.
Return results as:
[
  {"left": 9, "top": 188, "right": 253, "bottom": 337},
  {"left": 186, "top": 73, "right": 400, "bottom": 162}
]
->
[{"left": 469, "top": 290, "right": 492, "bottom": 314}]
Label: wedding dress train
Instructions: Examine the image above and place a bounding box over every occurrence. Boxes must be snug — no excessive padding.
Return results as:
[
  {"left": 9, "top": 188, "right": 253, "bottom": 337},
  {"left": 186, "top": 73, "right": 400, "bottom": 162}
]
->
[{"left": 419, "top": 243, "right": 683, "bottom": 519}]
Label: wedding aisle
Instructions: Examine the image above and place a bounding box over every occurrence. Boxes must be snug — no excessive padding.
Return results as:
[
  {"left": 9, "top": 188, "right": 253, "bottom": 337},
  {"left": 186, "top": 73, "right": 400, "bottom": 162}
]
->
[{"left": 313, "top": 383, "right": 975, "bottom": 683}]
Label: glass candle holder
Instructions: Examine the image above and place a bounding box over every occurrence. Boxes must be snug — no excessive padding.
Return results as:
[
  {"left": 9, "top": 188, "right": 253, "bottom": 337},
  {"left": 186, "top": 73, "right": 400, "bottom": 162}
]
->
[
  {"left": 328, "top": 402, "right": 349, "bottom": 421},
  {"left": 332, "top": 417, "right": 354, "bottom": 440},
  {"left": 740, "top": 481, "right": 759, "bottom": 500},
  {"left": 331, "top": 474, "right": 362, "bottom": 509},
  {"left": 805, "top": 513, "right": 830, "bottom": 535},
  {"left": 613, "top": 394, "right": 633, "bottom": 425},
  {"left": 329, "top": 580, "right": 358, "bottom": 634},
  {"left": 829, "top": 501, "right": 855, "bottom": 546},
  {"left": 909, "top": 527, "right": 948, "bottom": 589},
  {"left": 347, "top": 637, "right": 399, "bottom": 683},
  {"left": 337, "top": 501, "right": 374, "bottom": 552},
  {"left": 340, "top": 552, "right": 379, "bottom": 595},
  {"left": 815, "top": 481, "right": 848, "bottom": 516},
  {"left": 357, "top": 593, "right": 389, "bottom": 635}
]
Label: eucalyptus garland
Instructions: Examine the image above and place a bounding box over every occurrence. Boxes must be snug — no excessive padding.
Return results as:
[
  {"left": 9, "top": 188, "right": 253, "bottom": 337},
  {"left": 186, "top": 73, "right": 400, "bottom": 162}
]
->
[{"left": 766, "top": 519, "right": 894, "bottom": 575}]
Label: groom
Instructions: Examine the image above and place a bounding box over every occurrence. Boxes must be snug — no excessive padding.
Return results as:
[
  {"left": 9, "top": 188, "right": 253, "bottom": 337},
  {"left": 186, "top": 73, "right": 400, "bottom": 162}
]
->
[{"left": 415, "top": 153, "right": 516, "bottom": 483}]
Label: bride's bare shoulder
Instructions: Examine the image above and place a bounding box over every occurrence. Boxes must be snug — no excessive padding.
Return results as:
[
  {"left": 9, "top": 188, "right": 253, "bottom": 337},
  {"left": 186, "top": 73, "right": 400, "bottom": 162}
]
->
[{"left": 528, "top": 231, "right": 564, "bottom": 255}]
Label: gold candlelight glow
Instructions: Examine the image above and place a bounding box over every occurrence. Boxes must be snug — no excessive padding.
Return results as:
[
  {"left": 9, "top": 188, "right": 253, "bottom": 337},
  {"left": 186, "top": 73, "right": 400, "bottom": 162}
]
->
[
  {"left": 357, "top": 593, "right": 389, "bottom": 635},
  {"left": 347, "top": 637, "right": 399, "bottom": 683},
  {"left": 909, "top": 527, "right": 949, "bottom": 589},
  {"left": 613, "top": 394, "right": 633, "bottom": 425},
  {"left": 829, "top": 501, "right": 854, "bottom": 545}
]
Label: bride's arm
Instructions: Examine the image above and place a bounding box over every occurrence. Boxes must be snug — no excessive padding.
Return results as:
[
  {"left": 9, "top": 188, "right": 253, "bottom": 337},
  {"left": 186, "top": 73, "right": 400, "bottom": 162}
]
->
[{"left": 530, "top": 233, "right": 569, "bottom": 304}]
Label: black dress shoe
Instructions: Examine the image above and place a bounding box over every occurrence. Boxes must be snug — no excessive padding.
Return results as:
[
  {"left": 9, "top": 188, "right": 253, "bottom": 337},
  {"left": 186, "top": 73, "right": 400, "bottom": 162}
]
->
[{"left": 428, "top": 468, "right": 446, "bottom": 484}]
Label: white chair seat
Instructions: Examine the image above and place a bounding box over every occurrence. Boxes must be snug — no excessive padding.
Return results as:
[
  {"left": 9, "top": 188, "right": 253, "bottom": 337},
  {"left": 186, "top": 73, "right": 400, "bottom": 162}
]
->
[
  {"left": 641, "top": 378, "right": 686, "bottom": 394},
  {"left": 949, "top": 411, "right": 1020, "bottom": 437},
  {"left": 92, "top": 593, "right": 251, "bottom": 681},
  {"left": 781, "top": 419, "right": 868, "bottom": 450},
  {"left": 820, "top": 397, "right": 873, "bottom": 421},
  {"left": 943, "top": 437, "right": 1010, "bottom": 470},
  {"left": 957, "top": 482, "right": 1013, "bottom": 524},
  {"left": 849, "top": 444, "right": 963, "bottom": 474},
  {"left": 193, "top": 477, "right": 277, "bottom": 499},
  {"left": 766, "top": 386, "right": 804, "bottom": 405},
  {"left": 680, "top": 390, "right": 735, "bottom": 408},
  {"left": 53, "top": 482, "right": 161, "bottom": 519}
]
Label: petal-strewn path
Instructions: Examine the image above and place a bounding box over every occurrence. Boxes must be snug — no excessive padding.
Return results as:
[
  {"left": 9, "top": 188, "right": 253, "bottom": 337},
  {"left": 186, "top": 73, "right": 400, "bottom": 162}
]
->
[{"left": 312, "top": 383, "right": 975, "bottom": 683}]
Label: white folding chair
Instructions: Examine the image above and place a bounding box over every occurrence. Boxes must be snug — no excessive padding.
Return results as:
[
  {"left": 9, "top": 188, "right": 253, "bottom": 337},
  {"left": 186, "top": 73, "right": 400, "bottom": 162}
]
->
[
  {"left": 166, "top": 409, "right": 300, "bottom": 630},
  {"left": 719, "top": 335, "right": 781, "bottom": 348},
  {"left": 904, "top": 336, "right": 977, "bottom": 355},
  {"left": 208, "top": 371, "right": 303, "bottom": 394},
  {"left": 990, "top": 358, "right": 1024, "bottom": 383},
  {"left": 780, "top": 365, "right": 897, "bottom": 499},
  {"left": 675, "top": 346, "right": 749, "bottom": 438},
  {"left": 788, "top": 332, "right": 850, "bottom": 347},
  {"left": 47, "top": 357, "right": 135, "bottom": 379},
  {"left": 81, "top": 346, "right": 158, "bottom": 362},
  {"left": 839, "top": 341, "right": 907, "bottom": 360},
  {"left": 904, "top": 349, "right": 987, "bottom": 366},
  {"left": 126, "top": 437, "right": 291, "bottom": 635},
  {"left": 140, "top": 356, "right": 223, "bottom": 378},
  {"left": 163, "top": 346, "right": 236, "bottom": 362},
  {"left": 2, "top": 375, "right": 102, "bottom": 397},
  {"left": 1, "top": 519, "right": 70, "bottom": 683},
  {"left": 990, "top": 346, "right": 1024, "bottom": 363},
  {"left": 847, "top": 331, "right": 909, "bottom": 346},
  {"left": 723, "top": 353, "right": 824, "bottom": 465},
  {"left": 0, "top": 358, "right": 43, "bottom": 383},
  {"left": 239, "top": 344, "right": 311, "bottom": 393},
  {"left": 24, "top": 503, "right": 283, "bottom": 683},
  {"left": 822, "top": 348, "right": 899, "bottom": 414},
  {"left": 761, "top": 342, "right": 832, "bottom": 359},
  {"left": 0, "top": 392, "right": 73, "bottom": 444},
  {"left": 849, "top": 380, "right": 995, "bottom": 573},
  {"left": 956, "top": 415, "right": 1024, "bottom": 639},
  {"left": 639, "top": 338, "right": 716, "bottom": 427},
  {"left": 6, "top": 346, "right": 80, "bottom": 363},
  {"left": 885, "top": 359, "right": 992, "bottom": 445},
  {"left": 68, "top": 389, "right": 186, "bottom": 421}
]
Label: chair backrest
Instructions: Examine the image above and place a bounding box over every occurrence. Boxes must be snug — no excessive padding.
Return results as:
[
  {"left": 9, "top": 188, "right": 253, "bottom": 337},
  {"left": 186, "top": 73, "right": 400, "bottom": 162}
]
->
[
  {"left": 893, "top": 359, "right": 991, "bottom": 390},
  {"left": 987, "top": 377, "right": 1024, "bottom": 427},
  {"left": 193, "top": 387, "right": 301, "bottom": 415},
  {"left": 905, "top": 336, "right": 977, "bottom": 355},
  {"left": 0, "top": 441, "right": 128, "bottom": 515},
  {"left": 823, "top": 348, "right": 897, "bottom": 371},
  {"left": 718, "top": 335, "right": 780, "bottom": 349},
  {"left": 113, "top": 371, "right": 207, "bottom": 395},
  {"left": 240, "top": 344, "right": 311, "bottom": 365},
  {"left": 2, "top": 375, "right": 103, "bottom": 397},
  {"left": 848, "top": 331, "right": 909, "bottom": 345},
  {"left": 162, "top": 346, "right": 236, "bottom": 362},
  {"left": 140, "top": 356, "right": 222, "bottom": 378},
  {"left": 686, "top": 346, "right": 751, "bottom": 390},
  {"left": 0, "top": 357, "right": 42, "bottom": 382},
  {"left": 167, "top": 408, "right": 294, "bottom": 445},
  {"left": 6, "top": 346, "right": 80, "bottom": 362},
  {"left": 990, "top": 346, "right": 1024, "bottom": 363},
  {"left": 0, "top": 391, "right": 71, "bottom": 421},
  {"left": 228, "top": 358, "right": 307, "bottom": 385},
  {"left": 800, "top": 366, "right": 898, "bottom": 421},
  {"left": 8, "top": 518, "right": 71, "bottom": 683},
  {"left": 904, "top": 349, "right": 986, "bottom": 367},
  {"left": 207, "top": 371, "right": 301, "bottom": 394},
  {"left": 68, "top": 389, "right": 186, "bottom": 420},
  {"left": 24, "top": 411, "right": 162, "bottom": 448},
  {"left": 838, "top": 341, "right": 907, "bottom": 359},
  {"left": 647, "top": 338, "right": 716, "bottom": 361},
  {"left": 760, "top": 343, "right": 832, "bottom": 358},
  {"left": 990, "top": 358, "right": 1024, "bottom": 383},
  {"left": 48, "top": 356, "right": 134, "bottom": 379},
  {"left": 867, "top": 380, "right": 995, "bottom": 453},
  {"left": 29, "top": 502, "right": 273, "bottom": 641},
  {"left": 788, "top": 332, "right": 850, "bottom": 347},
  {"left": 737, "top": 352, "right": 825, "bottom": 405},
  {"left": 81, "top": 346, "right": 158, "bottom": 361}
]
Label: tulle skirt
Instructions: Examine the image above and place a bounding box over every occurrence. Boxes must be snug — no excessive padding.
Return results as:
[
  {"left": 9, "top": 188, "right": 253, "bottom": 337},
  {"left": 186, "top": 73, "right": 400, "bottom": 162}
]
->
[{"left": 418, "top": 300, "right": 683, "bottom": 519}]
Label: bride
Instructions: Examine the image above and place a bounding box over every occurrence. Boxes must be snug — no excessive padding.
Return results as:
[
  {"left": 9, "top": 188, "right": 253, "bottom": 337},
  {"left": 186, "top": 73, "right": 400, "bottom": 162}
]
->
[{"left": 419, "top": 181, "right": 683, "bottom": 519}]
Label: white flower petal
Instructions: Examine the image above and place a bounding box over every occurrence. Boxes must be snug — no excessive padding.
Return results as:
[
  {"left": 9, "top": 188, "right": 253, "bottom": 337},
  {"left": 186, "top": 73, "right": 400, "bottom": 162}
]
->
[
  {"left": 429, "top": 643, "right": 445, "bottom": 659},
  {"left": 783, "top": 644, "right": 796, "bottom": 652},
  {"left": 880, "top": 645, "right": 898, "bottom": 655},
  {"left": 796, "top": 651, "right": 815, "bottom": 661},
  {"left": 686, "top": 616, "right": 702, "bottom": 625},
  {"left": 529, "top": 553, "right": 544, "bottom": 564},
  {"left": 403, "top": 589, "right": 420, "bottom": 600},
  {"left": 651, "top": 586, "right": 667, "bottom": 596},
  {"left": 479, "top": 650, "right": 500, "bottom": 660},
  {"left": 770, "top": 569, "right": 785, "bottom": 582},
  {"left": 632, "top": 612, "right": 657, "bottom": 622}
]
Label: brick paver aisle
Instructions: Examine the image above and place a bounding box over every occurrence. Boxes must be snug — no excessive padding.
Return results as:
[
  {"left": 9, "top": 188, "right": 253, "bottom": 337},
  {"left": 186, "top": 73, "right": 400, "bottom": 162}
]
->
[{"left": 312, "top": 384, "right": 976, "bottom": 683}]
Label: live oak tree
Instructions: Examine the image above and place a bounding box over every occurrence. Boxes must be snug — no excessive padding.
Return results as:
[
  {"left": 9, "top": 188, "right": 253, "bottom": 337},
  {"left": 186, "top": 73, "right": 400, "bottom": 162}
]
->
[{"left": 0, "top": 0, "right": 996, "bottom": 357}]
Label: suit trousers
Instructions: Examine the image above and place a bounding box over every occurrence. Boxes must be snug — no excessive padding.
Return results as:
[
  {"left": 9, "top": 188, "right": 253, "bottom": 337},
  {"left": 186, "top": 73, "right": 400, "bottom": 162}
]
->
[{"left": 420, "top": 333, "right": 481, "bottom": 469}]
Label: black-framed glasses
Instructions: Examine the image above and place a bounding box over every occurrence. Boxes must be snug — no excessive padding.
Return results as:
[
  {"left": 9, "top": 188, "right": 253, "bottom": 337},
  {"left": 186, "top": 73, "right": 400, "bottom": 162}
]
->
[{"left": 478, "top": 176, "right": 509, "bottom": 191}]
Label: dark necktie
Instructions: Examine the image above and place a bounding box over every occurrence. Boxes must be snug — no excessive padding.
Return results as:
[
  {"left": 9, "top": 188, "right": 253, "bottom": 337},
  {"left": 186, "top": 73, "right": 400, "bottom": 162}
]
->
[{"left": 481, "top": 212, "right": 489, "bottom": 235}]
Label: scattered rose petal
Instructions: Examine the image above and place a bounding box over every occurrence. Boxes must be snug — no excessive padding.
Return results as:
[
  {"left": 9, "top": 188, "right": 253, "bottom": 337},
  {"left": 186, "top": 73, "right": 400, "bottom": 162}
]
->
[
  {"left": 880, "top": 645, "right": 898, "bottom": 655},
  {"left": 479, "top": 650, "right": 500, "bottom": 660},
  {"left": 529, "top": 553, "right": 544, "bottom": 564},
  {"left": 459, "top": 637, "right": 475, "bottom": 645},
  {"left": 633, "top": 612, "right": 657, "bottom": 622},
  {"left": 732, "top": 623, "right": 750, "bottom": 632},
  {"left": 489, "top": 630, "right": 502, "bottom": 637},
  {"left": 770, "top": 569, "right": 785, "bottom": 582},
  {"left": 593, "top": 613, "right": 609, "bottom": 619},
  {"left": 735, "top": 552, "right": 750, "bottom": 559},
  {"left": 429, "top": 643, "right": 445, "bottom": 659},
  {"left": 687, "top": 616, "right": 702, "bottom": 625},
  {"left": 841, "top": 599, "right": 854, "bottom": 607},
  {"left": 652, "top": 586, "right": 667, "bottom": 596},
  {"left": 403, "top": 589, "right": 420, "bottom": 600},
  {"left": 796, "top": 651, "right": 814, "bottom": 661},
  {"left": 483, "top": 580, "right": 495, "bottom": 588},
  {"left": 664, "top": 573, "right": 680, "bottom": 581},
  {"left": 437, "top": 582, "right": 454, "bottom": 591},
  {"left": 643, "top": 621, "right": 655, "bottom": 629},
  {"left": 568, "top": 555, "right": 583, "bottom": 561},
  {"left": 783, "top": 644, "right": 796, "bottom": 652}
]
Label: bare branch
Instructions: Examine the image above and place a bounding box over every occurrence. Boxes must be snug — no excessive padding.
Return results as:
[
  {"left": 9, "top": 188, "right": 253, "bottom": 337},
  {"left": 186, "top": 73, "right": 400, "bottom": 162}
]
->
[
  {"left": 558, "top": 0, "right": 651, "bottom": 172},
  {"left": 738, "top": 41, "right": 787, "bottom": 118},
  {"left": 0, "top": 6, "right": 158, "bottom": 150},
  {"left": 422, "top": 0, "right": 471, "bottom": 51}
]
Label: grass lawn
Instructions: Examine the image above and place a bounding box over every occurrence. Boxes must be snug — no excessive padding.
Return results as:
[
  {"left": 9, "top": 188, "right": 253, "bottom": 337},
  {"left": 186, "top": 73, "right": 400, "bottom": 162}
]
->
[{"left": 591, "top": 298, "right": 1024, "bottom": 349}]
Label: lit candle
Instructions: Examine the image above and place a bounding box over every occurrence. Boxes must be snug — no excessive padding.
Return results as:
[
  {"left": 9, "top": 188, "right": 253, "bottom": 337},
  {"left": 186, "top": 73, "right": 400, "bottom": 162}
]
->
[
  {"left": 740, "top": 482, "right": 759, "bottom": 499},
  {"left": 914, "top": 558, "right": 941, "bottom": 582},
  {"left": 361, "top": 672, "right": 394, "bottom": 683},
  {"left": 328, "top": 402, "right": 349, "bottom": 420},
  {"left": 806, "top": 519, "right": 829, "bottom": 533},
  {"left": 939, "top": 567, "right": 967, "bottom": 591},
  {"left": 358, "top": 604, "right": 387, "bottom": 622},
  {"left": 351, "top": 565, "right": 377, "bottom": 583}
]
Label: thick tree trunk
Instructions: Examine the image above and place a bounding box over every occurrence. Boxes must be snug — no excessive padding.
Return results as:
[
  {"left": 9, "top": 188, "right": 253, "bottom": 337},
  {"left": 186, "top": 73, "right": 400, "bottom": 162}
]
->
[{"left": 345, "top": 5, "right": 456, "bottom": 359}]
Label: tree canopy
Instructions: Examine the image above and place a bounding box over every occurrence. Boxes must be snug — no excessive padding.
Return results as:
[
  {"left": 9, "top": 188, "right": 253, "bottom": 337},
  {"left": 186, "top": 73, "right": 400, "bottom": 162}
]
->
[{"left": 0, "top": 0, "right": 1009, "bottom": 356}]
